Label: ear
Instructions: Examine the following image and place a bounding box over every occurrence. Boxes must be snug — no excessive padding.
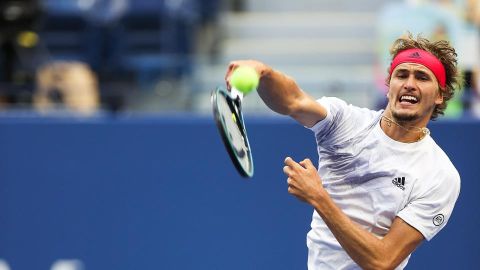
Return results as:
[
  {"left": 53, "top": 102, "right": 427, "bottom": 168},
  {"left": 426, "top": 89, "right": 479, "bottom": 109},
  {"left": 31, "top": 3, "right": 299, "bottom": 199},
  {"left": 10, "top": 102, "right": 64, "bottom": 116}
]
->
[{"left": 435, "top": 88, "right": 444, "bottom": 105}]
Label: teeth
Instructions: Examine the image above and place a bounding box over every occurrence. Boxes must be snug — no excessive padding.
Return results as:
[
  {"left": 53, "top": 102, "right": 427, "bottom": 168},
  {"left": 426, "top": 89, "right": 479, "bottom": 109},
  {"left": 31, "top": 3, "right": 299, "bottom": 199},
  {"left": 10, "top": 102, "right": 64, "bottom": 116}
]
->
[{"left": 400, "top": 95, "right": 418, "bottom": 102}]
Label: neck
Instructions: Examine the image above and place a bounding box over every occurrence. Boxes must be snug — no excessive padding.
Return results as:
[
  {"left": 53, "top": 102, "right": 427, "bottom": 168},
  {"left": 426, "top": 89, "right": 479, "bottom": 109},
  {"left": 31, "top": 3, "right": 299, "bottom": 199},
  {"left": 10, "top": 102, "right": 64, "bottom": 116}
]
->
[{"left": 380, "top": 113, "right": 430, "bottom": 143}]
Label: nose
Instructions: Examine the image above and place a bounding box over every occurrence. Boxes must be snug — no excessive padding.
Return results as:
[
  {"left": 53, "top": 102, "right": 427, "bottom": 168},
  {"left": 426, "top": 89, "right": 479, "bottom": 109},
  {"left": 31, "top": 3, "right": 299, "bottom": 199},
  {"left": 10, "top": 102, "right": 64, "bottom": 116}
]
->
[{"left": 404, "top": 74, "right": 416, "bottom": 90}]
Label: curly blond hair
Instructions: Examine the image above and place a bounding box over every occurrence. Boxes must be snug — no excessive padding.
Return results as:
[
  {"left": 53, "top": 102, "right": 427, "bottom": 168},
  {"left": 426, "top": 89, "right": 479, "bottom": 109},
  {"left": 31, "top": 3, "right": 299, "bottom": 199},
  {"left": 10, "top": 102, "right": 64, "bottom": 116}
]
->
[{"left": 385, "top": 33, "right": 461, "bottom": 120}]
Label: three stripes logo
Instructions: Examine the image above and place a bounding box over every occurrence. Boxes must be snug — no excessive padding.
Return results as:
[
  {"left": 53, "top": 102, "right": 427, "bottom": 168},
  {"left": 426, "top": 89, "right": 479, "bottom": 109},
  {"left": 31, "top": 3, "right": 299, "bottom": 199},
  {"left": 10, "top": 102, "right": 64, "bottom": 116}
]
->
[
  {"left": 392, "top": 177, "right": 406, "bottom": 190},
  {"left": 409, "top": 52, "right": 421, "bottom": 59}
]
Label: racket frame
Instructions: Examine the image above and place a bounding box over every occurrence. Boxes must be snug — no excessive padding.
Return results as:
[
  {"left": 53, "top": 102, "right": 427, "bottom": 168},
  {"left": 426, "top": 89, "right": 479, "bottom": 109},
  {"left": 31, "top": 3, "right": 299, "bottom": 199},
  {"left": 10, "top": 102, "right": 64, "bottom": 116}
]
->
[{"left": 211, "top": 87, "right": 254, "bottom": 178}]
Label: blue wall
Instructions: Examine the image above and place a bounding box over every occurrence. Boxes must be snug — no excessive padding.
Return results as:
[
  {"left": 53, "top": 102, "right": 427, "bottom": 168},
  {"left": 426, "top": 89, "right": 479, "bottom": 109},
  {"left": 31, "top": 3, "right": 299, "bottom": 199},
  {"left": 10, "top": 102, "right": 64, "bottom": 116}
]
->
[{"left": 0, "top": 115, "right": 478, "bottom": 269}]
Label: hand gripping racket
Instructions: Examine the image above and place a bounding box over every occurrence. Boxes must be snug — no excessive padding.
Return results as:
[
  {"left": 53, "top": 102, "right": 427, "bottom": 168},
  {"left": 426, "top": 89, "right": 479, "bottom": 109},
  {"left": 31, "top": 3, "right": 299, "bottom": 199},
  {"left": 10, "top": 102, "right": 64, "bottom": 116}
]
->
[{"left": 211, "top": 87, "right": 254, "bottom": 178}]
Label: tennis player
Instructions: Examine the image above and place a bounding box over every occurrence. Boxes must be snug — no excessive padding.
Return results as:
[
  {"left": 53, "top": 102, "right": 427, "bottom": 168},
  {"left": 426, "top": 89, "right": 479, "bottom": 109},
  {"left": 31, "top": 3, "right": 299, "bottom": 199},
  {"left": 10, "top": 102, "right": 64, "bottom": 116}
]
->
[{"left": 225, "top": 34, "right": 461, "bottom": 269}]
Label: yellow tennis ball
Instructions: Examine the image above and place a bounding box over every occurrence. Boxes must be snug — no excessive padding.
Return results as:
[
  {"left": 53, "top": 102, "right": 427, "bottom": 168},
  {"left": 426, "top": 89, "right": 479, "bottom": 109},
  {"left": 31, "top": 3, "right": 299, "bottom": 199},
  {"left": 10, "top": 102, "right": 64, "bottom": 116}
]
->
[{"left": 230, "top": 66, "right": 259, "bottom": 94}]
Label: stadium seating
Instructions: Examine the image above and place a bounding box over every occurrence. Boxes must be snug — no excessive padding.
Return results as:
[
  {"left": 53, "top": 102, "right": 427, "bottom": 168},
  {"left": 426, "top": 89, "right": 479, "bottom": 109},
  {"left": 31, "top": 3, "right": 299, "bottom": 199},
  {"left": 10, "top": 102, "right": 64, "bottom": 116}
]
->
[
  {"left": 38, "top": 0, "right": 101, "bottom": 69},
  {"left": 106, "top": 0, "right": 200, "bottom": 88}
]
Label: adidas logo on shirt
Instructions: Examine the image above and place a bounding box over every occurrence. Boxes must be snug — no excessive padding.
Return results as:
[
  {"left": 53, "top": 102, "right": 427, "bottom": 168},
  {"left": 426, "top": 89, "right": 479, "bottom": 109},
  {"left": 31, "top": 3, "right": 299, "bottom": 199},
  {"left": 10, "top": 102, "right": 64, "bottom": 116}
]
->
[{"left": 392, "top": 177, "right": 406, "bottom": 190}]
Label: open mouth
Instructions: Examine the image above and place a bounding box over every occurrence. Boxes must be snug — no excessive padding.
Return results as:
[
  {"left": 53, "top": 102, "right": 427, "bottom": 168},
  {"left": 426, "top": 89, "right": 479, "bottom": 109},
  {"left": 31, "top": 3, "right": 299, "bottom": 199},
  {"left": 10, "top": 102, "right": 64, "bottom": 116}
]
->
[{"left": 399, "top": 95, "right": 419, "bottom": 104}]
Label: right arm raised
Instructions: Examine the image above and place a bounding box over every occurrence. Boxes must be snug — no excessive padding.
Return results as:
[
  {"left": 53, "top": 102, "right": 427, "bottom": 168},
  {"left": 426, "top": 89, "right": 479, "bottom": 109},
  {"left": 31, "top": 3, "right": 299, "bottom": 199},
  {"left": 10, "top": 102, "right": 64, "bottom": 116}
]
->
[{"left": 226, "top": 60, "right": 327, "bottom": 128}]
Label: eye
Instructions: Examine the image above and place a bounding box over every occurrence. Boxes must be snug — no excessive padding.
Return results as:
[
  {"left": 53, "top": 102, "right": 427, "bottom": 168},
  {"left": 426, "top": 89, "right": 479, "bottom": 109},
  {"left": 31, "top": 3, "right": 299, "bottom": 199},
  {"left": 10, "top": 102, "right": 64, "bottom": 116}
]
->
[
  {"left": 395, "top": 71, "right": 408, "bottom": 79},
  {"left": 416, "top": 73, "right": 431, "bottom": 81}
]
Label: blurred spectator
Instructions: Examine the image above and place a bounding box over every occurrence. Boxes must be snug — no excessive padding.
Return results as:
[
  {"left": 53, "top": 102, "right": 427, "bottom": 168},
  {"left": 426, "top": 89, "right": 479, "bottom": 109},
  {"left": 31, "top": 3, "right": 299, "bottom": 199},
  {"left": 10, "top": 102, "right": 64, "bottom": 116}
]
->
[{"left": 33, "top": 61, "right": 99, "bottom": 115}]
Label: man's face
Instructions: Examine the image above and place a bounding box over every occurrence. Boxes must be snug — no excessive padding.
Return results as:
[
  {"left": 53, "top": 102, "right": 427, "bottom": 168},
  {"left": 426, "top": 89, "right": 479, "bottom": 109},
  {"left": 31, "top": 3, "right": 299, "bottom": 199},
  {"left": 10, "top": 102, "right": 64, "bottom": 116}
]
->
[{"left": 386, "top": 63, "right": 444, "bottom": 123}]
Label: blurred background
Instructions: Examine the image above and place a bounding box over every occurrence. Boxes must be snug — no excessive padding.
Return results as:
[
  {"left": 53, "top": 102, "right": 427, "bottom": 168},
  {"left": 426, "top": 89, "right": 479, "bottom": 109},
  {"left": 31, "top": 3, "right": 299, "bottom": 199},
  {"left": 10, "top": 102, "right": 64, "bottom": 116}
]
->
[
  {"left": 0, "top": 0, "right": 479, "bottom": 270},
  {"left": 0, "top": 0, "right": 478, "bottom": 117}
]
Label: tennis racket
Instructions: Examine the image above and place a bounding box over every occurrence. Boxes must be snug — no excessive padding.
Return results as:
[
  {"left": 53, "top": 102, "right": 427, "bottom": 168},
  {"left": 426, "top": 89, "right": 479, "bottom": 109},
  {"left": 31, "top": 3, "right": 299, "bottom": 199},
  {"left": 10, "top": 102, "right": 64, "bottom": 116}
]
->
[{"left": 211, "top": 87, "right": 254, "bottom": 178}]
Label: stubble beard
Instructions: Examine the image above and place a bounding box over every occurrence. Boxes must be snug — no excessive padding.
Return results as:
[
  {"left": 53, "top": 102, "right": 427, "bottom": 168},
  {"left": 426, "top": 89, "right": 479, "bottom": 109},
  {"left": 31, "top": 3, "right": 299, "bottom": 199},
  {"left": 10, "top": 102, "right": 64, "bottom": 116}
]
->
[
  {"left": 390, "top": 102, "right": 436, "bottom": 123},
  {"left": 391, "top": 109, "right": 419, "bottom": 122}
]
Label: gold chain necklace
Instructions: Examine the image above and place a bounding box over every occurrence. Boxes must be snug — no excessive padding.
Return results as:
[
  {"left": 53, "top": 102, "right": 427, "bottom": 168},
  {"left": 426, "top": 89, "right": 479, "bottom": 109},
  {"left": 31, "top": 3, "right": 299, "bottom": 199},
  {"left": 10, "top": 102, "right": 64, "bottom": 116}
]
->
[{"left": 381, "top": 114, "right": 430, "bottom": 142}]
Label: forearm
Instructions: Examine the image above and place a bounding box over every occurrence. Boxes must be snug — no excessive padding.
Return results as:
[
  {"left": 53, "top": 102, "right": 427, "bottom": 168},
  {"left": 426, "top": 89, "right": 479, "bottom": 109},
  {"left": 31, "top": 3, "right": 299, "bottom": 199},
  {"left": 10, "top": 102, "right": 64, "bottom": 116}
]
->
[
  {"left": 311, "top": 194, "right": 394, "bottom": 270},
  {"left": 257, "top": 67, "right": 305, "bottom": 116},
  {"left": 257, "top": 67, "right": 326, "bottom": 127}
]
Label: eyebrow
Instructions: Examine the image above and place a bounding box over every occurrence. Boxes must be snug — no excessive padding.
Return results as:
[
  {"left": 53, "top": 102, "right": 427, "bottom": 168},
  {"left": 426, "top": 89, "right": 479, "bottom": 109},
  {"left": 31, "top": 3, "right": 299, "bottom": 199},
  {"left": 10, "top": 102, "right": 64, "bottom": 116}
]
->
[{"left": 394, "top": 68, "right": 431, "bottom": 77}]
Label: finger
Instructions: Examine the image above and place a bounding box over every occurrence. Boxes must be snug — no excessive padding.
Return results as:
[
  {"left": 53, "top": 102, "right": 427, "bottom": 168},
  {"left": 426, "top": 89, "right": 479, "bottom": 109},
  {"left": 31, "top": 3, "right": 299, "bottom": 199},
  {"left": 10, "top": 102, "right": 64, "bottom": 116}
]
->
[
  {"left": 287, "top": 177, "right": 294, "bottom": 186},
  {"left": 225, "top": 62, "right": 238, "bottom": 90},
  {"left": 224, "top": 63, "right": 231, "bottom": 82},
  {"left": 284, "top": 157, "right": 303, "bottom": 170},
  {"left": 226, "top": 62, "right": 237, "bottom": 77},
  {"left": 226, "top": 79, "right": 231, "bottom": 90},
  {"left": 299, "top": 158, "right": 314, "bottom": 169},
  {"left": 299, "top": 159, "right": 307, "bottom": 168},
  {"left": 283, "top": 165, "right": 292, "bottom": 176}
]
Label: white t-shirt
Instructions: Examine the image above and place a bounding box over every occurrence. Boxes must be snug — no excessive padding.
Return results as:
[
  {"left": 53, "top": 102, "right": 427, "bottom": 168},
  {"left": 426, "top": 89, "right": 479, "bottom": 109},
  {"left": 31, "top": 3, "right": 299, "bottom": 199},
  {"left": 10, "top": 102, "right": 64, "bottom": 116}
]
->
[{"left": 306, "top": 97, "right": 460, "bottom": 270}]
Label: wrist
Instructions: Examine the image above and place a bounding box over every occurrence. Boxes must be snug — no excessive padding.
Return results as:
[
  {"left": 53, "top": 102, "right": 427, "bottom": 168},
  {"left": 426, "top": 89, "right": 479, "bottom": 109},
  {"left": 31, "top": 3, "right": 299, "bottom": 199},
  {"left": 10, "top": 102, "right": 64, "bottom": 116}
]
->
[{"left": 309, "top": 189, "right": 328, "bottom": 211}]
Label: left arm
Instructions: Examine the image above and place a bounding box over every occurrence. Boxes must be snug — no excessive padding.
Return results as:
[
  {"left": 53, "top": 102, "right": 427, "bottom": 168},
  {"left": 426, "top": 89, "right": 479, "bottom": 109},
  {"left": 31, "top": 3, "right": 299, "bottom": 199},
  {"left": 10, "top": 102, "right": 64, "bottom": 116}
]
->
[{"left": 283, "top": 157, "right": 424, "bottom": 270}]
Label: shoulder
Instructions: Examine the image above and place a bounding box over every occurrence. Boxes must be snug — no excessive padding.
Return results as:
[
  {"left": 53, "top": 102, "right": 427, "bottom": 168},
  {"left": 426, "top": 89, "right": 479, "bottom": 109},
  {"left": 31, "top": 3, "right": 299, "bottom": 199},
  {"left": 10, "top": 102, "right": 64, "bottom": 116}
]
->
[
  {"left": 316, "top": 97, "right": 378, "bottom": 115},
  {"left": 310, "top": 97, "right": 382, "bottom": 143},
  {"left": 313, "top": 97, "right": 381, "bottom": 127},
  {"left": 411, "top": 137, "right": 461, "bottom": 205},
  {"left": 428, "top": 137, "right": 460, "bottom": 183}
]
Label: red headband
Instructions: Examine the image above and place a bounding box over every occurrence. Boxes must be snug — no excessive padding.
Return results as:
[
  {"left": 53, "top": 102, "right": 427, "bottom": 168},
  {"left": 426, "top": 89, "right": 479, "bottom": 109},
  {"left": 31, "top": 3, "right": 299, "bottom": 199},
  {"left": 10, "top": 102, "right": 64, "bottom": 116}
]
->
[{"left": 389, "top": 49, "right": 446, "bottom": 88}]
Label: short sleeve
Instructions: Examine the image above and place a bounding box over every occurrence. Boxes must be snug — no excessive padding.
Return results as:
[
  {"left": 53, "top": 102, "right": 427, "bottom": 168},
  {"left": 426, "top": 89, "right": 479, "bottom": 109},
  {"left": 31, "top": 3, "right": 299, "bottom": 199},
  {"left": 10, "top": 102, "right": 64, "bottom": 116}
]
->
[
  {"left": 397, "top": 169, "right": 460, "bottom": 241},
  {"left": 308, "top": 97, "right": 380, "bottom": 147},
  {"left": 308, "top": 97, "right": 339, "bottom": 137}
]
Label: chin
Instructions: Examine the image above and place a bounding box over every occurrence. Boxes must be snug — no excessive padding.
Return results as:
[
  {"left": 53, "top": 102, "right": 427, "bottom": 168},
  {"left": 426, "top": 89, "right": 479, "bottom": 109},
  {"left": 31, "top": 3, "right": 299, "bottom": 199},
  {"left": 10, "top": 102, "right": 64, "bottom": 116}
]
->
[{"left": 391, "top": 109, "right": 419, "bottom": 122}]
